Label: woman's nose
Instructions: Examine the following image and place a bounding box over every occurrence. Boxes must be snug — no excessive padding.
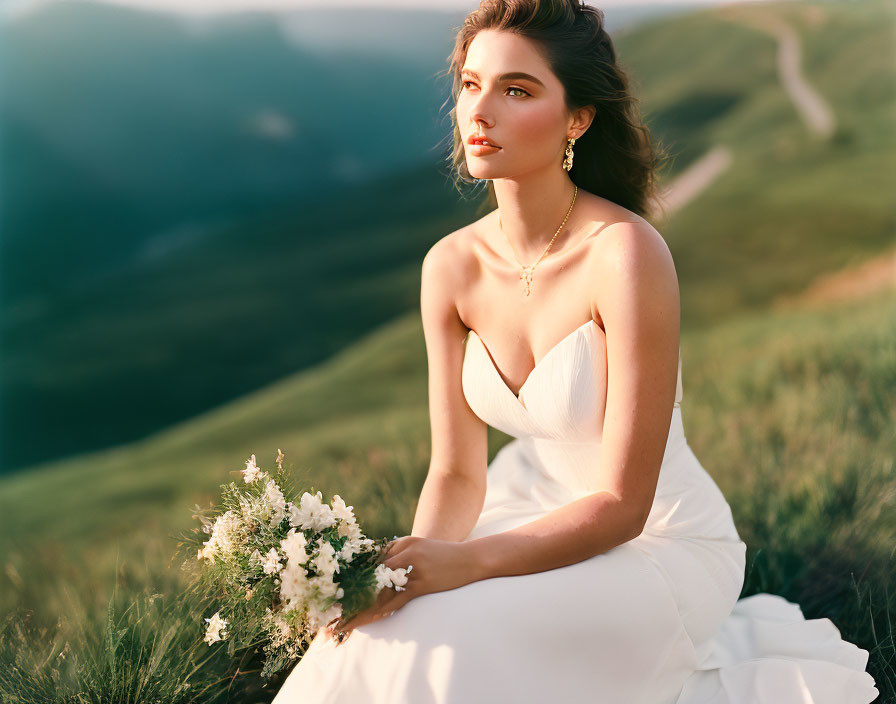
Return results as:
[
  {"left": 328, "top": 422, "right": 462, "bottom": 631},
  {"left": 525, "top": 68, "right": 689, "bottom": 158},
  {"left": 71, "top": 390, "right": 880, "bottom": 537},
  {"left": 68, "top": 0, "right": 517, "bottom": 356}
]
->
[
  {"left": 471, "top": 116, "right": 491, "bottom": 134},
  {"left": 469, "top": 103, "right": 494, "bottom": 131},
  {"left": 466, "top": 94, "right": 494, "bottom": 128}
]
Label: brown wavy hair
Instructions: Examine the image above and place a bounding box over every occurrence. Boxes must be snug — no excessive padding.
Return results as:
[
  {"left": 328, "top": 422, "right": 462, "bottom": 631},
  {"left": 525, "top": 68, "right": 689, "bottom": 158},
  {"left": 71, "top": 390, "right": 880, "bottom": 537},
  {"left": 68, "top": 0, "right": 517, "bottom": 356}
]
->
[{"left": 437, "top": 0, "right": 670, "bottom": 219}]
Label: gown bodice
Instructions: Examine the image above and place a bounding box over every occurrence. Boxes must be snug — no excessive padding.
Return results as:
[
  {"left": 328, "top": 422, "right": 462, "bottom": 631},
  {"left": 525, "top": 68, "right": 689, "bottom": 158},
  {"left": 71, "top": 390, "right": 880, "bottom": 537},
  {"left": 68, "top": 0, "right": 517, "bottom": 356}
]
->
[
  {"left": 462, "top": 318, "right": 682, "bottom": 443},
  {"left": 461, "top": 318, "right": 736, "bottom": 542}
]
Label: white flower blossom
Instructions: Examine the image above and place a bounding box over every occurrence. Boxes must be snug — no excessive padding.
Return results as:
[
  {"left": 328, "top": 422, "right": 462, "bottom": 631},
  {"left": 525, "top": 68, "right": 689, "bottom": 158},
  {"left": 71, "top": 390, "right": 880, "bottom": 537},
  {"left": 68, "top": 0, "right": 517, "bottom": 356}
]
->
[
  {"left": 242, "top": 454, "right": 262, "bottom": 484},
  {"left": 288, "top": 491, "right": 337, "bottom": 532},
  {"left": 262, "top": 547, "right": 283, "bottom": 575},
  {"left": 278, "top": 562, "right": 312, "bottom": 611},
  {"left": 336, "top": 534, "right": 365, "bottom": 561},
  {"left": 280, "top": 528, "right": 309, "bottom": 565},
  {"left": 312, "top": 540, "right": 340, "bottom": 577},
  {"left": 330, "top": 495, "right": 357, "bottom": 524},
  {"left": 197, "top": 510, "right": 240, "bottom": 564},
  {"left": 337, "top": 518, "right": 363, "bottom": 541},
  {"left": 204, "top": 611, "right": 228, "bottom": 644},
  {"left": 374, "top": 562, "right": 413, "bottom": 592},
  {"left": 264, "top": 479, "right": 287, "bottom": 527},
  {"left": 308, "top": 572, "right": 341, "bottom": 599}
]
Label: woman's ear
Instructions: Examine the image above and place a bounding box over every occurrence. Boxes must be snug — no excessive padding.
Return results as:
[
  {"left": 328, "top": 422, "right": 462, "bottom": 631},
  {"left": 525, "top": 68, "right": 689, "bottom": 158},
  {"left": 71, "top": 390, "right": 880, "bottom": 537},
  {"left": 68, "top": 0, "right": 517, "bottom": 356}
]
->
[{"left": 571, "top": 104, "right": 597, "bottom": 138}]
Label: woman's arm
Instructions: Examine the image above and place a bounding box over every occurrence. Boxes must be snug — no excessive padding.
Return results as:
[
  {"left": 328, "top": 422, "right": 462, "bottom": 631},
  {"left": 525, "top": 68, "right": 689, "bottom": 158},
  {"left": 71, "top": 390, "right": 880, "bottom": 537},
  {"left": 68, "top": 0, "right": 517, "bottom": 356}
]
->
[
  {"left": 412, "top": 472, "right": 486, "bottom": 542},
  {"left": 465, "top": 492, "right": 643, "bottom": 580},
  {"left": 465, "top": 221, "right": 681, "bottom": 580},
  {"left": 411, "top": 232, "right": 489, "bottom": 542}
]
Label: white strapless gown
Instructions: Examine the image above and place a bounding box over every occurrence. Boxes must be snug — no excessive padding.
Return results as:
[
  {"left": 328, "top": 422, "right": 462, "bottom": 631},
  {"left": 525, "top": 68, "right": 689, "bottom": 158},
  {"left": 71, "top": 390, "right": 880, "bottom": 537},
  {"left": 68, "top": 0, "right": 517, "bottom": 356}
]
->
[{"left": 272, "top": 319, "right": 879, "bottom": 703}]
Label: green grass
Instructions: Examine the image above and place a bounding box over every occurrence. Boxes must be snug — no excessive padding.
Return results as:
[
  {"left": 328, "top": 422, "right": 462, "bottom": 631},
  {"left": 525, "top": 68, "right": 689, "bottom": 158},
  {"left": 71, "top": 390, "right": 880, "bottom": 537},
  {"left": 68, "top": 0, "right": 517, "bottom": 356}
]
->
[{"left": 683, "top": 290, "right": 895, "bottom": 673}]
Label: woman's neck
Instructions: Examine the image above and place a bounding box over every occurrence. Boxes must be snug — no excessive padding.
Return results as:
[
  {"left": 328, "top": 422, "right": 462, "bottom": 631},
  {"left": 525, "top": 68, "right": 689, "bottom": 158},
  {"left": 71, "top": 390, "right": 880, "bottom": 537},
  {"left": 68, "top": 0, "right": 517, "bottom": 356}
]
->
[{"left": 492, "top": 169, "right": 579, "bottom": 262}]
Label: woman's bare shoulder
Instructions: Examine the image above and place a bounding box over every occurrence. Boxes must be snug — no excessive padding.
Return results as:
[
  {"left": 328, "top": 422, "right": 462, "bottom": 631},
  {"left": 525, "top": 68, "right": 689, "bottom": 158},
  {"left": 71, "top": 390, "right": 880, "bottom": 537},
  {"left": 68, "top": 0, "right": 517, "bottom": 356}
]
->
[
  {"left": 422, "top": 211, "right": 496, "bottom": 280},
  {"left": 589, "top": 216, "right": 673, "bottom": 269}
]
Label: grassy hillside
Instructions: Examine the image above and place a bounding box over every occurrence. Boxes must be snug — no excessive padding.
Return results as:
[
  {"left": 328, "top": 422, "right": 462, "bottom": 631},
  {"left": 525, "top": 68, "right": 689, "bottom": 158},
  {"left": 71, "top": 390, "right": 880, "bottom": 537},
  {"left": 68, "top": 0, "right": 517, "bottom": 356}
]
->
[
  {"left": 5, "top": 0, "right": 893, "bottom": 475},
  {"left": 618, "top": 0, "right": 895, "bottom": 327},
  {"left": 0, "top": 0, "right": 469, "bottom": 474},
  {"left": 0, "top": 163, "right": 480, "bottom": 474}
]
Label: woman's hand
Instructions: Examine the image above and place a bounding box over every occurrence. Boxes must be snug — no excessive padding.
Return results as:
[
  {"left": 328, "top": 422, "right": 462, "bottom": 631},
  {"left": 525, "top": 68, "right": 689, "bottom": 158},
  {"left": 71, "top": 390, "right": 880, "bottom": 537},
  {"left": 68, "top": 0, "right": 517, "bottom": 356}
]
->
[{"left": 323, "top": 535, "right": 481, "bottom": 645}]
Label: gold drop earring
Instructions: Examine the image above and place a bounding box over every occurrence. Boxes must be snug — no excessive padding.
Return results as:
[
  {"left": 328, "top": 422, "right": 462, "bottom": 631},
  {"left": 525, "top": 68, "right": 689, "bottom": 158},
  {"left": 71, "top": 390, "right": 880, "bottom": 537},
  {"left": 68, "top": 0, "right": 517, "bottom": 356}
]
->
[{"left": 563, "top": 136, "right": 576, "bottom": 171}]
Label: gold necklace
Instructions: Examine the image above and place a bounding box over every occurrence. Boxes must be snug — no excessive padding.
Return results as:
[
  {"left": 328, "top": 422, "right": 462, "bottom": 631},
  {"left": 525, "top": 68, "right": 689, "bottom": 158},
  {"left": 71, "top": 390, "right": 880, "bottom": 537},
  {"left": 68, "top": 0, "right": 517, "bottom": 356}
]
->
[{"left": 499, "top": 184, "right": 578, "bottom": 296}]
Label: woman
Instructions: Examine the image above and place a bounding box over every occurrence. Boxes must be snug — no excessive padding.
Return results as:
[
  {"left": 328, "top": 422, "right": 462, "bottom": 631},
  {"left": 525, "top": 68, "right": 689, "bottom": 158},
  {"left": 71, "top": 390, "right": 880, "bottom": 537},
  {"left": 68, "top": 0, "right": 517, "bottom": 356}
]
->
[{"left": 272, "top": 1, "right": 880, "bottom": 701}]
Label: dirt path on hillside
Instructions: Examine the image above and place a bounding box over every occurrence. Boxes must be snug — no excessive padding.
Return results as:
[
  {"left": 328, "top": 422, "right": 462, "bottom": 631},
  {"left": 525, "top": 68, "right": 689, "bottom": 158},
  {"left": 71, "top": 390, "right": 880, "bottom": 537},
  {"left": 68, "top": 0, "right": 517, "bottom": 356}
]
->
[
  {"left": 771, "top": 246, "right": 896, "bottom": 310},
  {"left": 652, "top": 7, "right": 840, "bottom": 221},
  {"left": 721, "top": 6, "right": 837, "bottom": 139},
  {"left": 656, "top": 8, "right": 893, "bottom": 312},
  {"left": 653, "top": 145, "right": 733, "bottom": 220}
]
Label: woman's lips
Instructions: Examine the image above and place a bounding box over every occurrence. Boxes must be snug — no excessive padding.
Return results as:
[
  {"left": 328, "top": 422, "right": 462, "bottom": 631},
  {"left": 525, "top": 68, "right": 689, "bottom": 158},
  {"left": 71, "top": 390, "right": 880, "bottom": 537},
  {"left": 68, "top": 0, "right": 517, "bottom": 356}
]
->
[{"left": 468, "top": 143, "right": 502, "bottom": 155}]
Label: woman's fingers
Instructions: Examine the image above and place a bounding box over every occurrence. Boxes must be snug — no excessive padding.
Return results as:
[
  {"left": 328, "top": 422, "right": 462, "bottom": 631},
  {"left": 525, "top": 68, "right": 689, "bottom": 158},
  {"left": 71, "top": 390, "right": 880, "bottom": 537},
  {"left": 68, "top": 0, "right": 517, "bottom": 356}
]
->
[
  {"left": 320, "top": 625, "right": 337, "bottom": 644},
  {"left": 320, "top": 538, "right": 413, "bottom": 647},
  {"left": 330, "top": 591, "right": 407, "bottom": 645},
  {"left": 378, "top": 534, "right": 417, "bottom": 566},
  {"left": 376, "top": 538, "right": 398, "bottom": 565}
]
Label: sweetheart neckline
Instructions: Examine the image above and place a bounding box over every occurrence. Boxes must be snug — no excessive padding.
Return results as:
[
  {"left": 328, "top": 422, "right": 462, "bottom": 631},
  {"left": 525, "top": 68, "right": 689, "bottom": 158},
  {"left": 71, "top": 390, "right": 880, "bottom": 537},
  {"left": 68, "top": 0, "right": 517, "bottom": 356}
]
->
[{"left": 466, "top": 318, "right": 599, "bottom": 404}]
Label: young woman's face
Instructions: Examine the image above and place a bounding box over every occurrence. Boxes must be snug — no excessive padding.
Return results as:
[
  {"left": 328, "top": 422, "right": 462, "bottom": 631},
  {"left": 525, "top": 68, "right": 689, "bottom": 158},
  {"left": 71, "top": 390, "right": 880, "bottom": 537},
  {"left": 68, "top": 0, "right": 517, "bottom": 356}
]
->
[{"left": 457, "top": 29, "right": 572, "bottom": 180}]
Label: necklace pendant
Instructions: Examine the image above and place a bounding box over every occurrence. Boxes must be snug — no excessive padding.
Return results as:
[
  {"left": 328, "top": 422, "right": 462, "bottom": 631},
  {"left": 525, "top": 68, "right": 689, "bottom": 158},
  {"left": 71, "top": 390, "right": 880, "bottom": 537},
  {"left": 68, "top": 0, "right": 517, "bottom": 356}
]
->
[{"left": 520, "top": 266, "right": 535, "bottom": 296}]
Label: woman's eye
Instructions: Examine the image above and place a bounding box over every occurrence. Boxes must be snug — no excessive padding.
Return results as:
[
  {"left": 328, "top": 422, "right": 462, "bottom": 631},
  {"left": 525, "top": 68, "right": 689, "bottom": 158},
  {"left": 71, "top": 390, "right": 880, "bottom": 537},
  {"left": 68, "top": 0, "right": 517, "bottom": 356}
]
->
[{"left": 461, "top": 81, "right": 528, "bottom": 97}]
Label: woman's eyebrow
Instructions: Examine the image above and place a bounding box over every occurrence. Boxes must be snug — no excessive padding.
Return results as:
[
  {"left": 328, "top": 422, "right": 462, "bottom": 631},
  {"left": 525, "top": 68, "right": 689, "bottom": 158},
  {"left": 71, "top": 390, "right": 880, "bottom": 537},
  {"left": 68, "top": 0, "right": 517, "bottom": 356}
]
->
[{"left": 461, "top": 69, "right": 545, "bottom": 88}]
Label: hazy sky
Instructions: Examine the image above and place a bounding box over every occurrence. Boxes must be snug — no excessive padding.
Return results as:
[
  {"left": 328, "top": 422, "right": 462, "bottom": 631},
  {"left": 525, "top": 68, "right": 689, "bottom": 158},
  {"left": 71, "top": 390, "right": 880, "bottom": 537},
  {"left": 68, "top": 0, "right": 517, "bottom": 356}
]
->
[
  {"left": 113, "top": 0, "right": 738, "bottom": 7},
  {"left": 2, "top": 0, "right": 750, "bottom": 20}
]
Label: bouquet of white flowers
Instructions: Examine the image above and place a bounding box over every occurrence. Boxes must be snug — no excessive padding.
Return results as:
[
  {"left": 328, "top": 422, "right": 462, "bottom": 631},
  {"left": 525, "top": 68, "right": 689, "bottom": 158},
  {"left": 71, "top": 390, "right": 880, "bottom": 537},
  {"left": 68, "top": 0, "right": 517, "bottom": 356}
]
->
[{"left": 188, "top": 449, "right": 411, "bottom": 679}]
